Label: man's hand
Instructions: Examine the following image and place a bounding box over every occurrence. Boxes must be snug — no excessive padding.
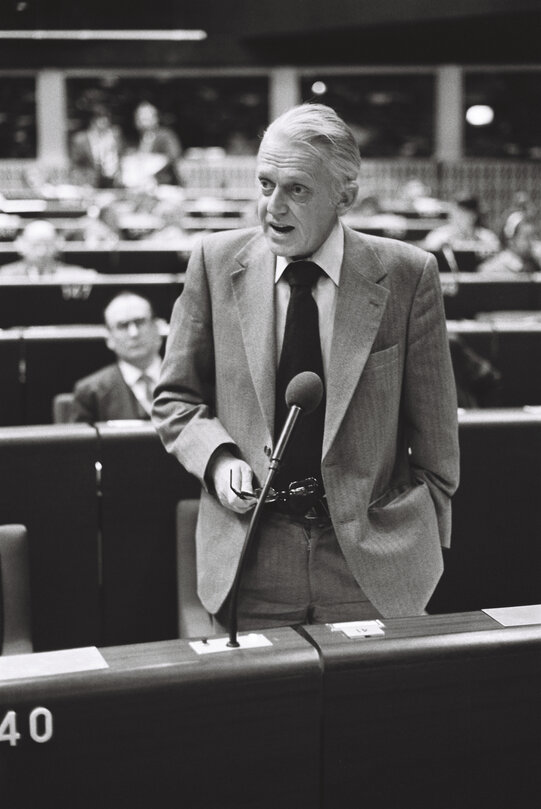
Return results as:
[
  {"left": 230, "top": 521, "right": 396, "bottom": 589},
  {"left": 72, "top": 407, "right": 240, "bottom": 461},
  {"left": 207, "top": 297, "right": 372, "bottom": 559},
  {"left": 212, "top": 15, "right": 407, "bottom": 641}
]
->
[{"left": 208, "top": 450, "right": 256, "bottom": 514}]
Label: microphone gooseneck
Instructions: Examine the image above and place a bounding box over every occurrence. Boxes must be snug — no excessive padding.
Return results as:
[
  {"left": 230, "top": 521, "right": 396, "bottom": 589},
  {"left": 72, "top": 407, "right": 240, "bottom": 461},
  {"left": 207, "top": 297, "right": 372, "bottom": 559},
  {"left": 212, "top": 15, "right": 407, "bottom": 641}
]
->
[{"left": 226, "top": 372, "right": 323, "bottom": 647}]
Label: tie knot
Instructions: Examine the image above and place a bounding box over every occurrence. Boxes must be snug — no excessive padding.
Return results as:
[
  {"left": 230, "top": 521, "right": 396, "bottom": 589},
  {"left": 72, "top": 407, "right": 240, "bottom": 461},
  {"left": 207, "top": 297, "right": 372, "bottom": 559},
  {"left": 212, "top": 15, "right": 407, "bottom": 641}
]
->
[{"left": 285, "top": 260, "right": 322, "bottom": 289}]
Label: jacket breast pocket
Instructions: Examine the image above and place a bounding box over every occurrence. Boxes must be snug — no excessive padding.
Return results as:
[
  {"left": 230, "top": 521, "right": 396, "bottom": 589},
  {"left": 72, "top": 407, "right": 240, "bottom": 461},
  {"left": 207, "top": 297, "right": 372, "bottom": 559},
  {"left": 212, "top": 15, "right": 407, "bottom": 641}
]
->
[{"left": 363, "top": 343, "right": 399, "bottom": 373}]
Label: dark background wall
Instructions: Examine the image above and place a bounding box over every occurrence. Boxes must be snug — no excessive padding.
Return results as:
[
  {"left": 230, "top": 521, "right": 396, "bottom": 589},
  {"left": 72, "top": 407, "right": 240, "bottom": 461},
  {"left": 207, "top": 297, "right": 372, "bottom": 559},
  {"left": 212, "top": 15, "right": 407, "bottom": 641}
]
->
[{"left": 1, "top": 0, "right": 540, "bottom": 67}]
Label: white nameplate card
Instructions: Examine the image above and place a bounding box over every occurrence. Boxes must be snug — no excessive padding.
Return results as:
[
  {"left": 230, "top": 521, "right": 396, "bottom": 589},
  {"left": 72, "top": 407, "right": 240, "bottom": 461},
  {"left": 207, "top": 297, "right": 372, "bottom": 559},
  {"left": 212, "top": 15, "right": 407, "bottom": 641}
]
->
[
  {"left": 190, "top": 633, "right": 273, "bottom": 655},
  {"left": 327, "top": 620, "right": 385, "bottom": 639},
  {"left": 0, "top": 647, "right": 108, "bottom": 682},
  {"left": 483, "top": 604, "right": 541, "bottom": 627}
]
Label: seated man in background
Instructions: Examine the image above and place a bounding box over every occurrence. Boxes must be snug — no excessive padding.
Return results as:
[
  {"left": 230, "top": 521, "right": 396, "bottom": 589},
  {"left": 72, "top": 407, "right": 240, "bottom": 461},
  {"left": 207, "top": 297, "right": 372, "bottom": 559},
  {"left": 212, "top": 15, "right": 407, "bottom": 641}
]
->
[
  {"left": 71, "top": 292, "right": 163, "bottom": 423},
  {"left": 0, "top": 219, "right": 97, "bottom": 281},
  {"left": 478, "top": 212, "right": 541, "bottom": 275},
  {"left": 422, "top": 195, "right": 500, "bottom": 256}
]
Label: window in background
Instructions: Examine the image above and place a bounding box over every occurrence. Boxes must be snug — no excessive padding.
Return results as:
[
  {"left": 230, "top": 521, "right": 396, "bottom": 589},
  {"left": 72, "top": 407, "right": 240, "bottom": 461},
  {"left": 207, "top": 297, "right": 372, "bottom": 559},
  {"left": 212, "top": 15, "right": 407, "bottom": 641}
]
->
[
  {"left": 0, "top": 77, "right": 36, "bottom": 159},
  {"left": 300, "top": 73, "right": 435, "bottom": 158},
  {"left": 465, "top": 71, "right": 541, "bottom": 160},
  {"left": 67, "top": 75, "right": 269, "bottom": 155}
]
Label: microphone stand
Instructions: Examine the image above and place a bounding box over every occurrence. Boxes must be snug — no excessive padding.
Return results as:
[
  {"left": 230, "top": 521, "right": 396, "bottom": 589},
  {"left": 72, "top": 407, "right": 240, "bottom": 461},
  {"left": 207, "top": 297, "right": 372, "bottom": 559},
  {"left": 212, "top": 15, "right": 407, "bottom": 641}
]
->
[{"left": 227, "top": 405, "right": 301, "bottom": 647}]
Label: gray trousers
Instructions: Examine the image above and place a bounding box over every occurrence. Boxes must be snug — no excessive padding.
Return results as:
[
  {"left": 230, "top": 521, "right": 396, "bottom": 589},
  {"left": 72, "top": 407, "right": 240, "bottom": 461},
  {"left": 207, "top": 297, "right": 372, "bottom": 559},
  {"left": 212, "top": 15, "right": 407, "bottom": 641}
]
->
[{"left": 214, "top": 510, "right": 381, "bottom": 632}]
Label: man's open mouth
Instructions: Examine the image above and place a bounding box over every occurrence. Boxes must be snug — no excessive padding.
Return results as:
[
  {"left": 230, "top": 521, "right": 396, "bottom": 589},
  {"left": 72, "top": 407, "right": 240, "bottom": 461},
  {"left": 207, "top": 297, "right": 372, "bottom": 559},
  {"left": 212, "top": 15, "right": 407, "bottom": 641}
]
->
[{"left": 270, "top": 223, "right": 294, "bottom": 234}]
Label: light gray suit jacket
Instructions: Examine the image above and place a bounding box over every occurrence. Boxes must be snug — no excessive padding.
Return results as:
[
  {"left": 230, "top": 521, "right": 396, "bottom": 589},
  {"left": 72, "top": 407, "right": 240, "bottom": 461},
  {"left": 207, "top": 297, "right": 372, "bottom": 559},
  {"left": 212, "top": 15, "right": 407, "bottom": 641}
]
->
[{"left": 153, "top": 225, "right": 460, "bottom": 617}]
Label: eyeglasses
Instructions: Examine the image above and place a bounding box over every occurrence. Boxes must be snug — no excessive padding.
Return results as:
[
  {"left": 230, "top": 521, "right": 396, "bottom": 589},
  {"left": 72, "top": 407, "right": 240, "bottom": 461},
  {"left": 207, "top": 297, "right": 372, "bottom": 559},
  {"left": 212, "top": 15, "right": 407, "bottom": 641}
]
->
[
  {"left": 110, "top": 316, "right": 154, "bottom": 333},
  {"left": 229, "top": 471, "right": 320, "bottom": 504}
]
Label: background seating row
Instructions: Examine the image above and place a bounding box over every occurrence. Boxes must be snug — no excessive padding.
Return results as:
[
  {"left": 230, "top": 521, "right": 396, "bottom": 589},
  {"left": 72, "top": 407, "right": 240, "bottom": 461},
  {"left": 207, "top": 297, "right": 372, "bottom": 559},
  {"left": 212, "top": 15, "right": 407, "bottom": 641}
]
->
[
  {"left": 2, "top": 320, "right": 541, "bottom": 427},
  {"left": 0, "top": 415, "right": 539, "bottom": 651},
  {"left": 0, "top": 274, "right": 182, "bottom": 328}
]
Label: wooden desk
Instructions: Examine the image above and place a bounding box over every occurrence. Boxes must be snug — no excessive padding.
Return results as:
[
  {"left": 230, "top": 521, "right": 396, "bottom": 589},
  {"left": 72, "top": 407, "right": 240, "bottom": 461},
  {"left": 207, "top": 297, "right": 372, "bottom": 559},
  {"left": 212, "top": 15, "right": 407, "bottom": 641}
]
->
[
  {"left": 0, "top": 274, "right": 183, "bottom": 327},
  {"left": 447, "top": 318, "right": 541, "bottom": 406},
  {"left": 0, "top": 613, "right": 539, "bottom": 808},
  {"left": 0, "top": 242, "right": 191, "bottom": 274},
  {"left": 0, "top": 628, "right": 322, "bottom": 809},
  {"left": 442, "top": 273, "right": 541, "bottom": 319},
  {"left": 305, "top": 612, "right": 541, "bottom": 809}
]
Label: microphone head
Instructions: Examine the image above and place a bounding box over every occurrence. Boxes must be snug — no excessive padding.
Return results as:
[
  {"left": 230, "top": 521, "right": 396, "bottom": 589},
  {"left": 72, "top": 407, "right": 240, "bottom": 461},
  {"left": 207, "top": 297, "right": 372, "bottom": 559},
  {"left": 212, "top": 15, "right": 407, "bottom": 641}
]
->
[{"left": 285, "top": 371, "right": 323, "bottom": 414}]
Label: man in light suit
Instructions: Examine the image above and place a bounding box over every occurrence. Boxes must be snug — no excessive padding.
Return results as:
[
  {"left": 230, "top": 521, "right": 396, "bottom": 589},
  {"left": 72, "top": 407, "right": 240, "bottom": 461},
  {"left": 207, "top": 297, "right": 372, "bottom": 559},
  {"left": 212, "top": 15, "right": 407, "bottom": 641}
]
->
[
  {"left": 72, "top": 292, "right": 163, "bottom": 423},
  {"left": 153, "top": 103, "right": 459, "bottom": 629}
]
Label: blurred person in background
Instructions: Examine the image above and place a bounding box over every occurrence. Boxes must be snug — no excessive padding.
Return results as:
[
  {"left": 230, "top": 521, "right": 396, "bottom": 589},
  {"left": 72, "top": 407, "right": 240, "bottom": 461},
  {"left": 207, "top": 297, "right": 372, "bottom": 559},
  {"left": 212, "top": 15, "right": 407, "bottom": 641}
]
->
[
  {"left": 130, "top": 101, "right": 183, "bottom": 186},
  {"left": 423, "top": 195, "right": 500, "bottom": 255},
  {"left": 0, "top": 219, "right": 97, "bottom": 281},
  {"left": 70, "top": 106, "right": 123, "bottom": 188},
  {"left": 478, "top": 213, "right": 541, "bottom": 275},
  {"left": 71, "top": 292, "right": 163, "bottom": 423}
]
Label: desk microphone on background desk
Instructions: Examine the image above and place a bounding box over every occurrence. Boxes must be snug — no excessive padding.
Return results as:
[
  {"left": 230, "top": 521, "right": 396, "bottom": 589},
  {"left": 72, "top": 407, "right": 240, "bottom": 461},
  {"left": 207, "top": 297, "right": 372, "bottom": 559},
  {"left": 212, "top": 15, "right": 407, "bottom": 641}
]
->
[{"left": 226, "top": 371, "right": 324, "bottom": 647}]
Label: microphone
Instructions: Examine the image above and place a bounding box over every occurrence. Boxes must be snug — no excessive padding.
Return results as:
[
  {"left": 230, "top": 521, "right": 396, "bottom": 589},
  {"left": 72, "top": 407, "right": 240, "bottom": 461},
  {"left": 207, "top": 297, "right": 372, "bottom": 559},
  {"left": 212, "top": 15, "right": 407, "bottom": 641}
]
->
[
  {"left": 270, "top": 371, "right": 324, "bottom": 470},
  {"left": 226, "top": 371, "right": 323, "bottom": 647}
]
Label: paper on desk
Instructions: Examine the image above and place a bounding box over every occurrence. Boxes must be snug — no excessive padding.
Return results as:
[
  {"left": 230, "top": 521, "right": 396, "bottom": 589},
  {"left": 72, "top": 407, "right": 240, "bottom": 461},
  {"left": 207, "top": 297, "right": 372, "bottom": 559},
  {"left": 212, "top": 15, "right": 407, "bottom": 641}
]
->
[
  {"left": 327, "top": 619, "right": 385, "bottom": 638},
  {"left": 0, "top": 647, "right": 108, "bottom": 682},
  {"left": 483, "top": 604, "right": 541, "bottom": 627}
]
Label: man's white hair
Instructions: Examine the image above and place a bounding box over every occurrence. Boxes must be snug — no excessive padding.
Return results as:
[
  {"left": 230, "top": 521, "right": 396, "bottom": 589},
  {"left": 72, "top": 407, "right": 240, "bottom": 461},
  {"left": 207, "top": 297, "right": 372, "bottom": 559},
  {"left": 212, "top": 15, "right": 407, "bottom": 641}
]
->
[{"left": 260, "top": 103, "right": 361, "bottom": 196}]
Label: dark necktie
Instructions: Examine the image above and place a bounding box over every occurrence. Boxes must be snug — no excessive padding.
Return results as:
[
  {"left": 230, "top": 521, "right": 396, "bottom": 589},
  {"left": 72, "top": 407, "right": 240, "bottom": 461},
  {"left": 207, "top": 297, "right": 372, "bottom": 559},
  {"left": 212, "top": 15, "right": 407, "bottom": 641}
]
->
[{"left": 274, "top": 260, "right": 326, "bottom": 490}]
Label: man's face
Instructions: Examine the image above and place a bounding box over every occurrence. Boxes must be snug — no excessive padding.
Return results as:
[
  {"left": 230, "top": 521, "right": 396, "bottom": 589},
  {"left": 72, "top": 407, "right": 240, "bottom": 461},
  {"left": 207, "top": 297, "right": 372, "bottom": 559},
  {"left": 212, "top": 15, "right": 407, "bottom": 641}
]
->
[
  {"left": 256, "top": 132, "right": 340, "bottom": 258},
  {"left": 19, "top": 223, "right": 58, "bottom": 268},
  {"left": 105, "top": 295, "right": 161, "bottom": 369},
  {"left": 135, "top": 104, "right": 158, "bottom": 132}
]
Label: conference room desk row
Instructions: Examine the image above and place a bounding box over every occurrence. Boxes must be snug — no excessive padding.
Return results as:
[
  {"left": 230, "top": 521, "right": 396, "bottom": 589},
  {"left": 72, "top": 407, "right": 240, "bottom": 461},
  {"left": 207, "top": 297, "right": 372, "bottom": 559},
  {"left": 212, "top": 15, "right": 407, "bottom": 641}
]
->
[
  {"left": 0, "top": 242, "right": 191, "bottom": 276},
  {"left": 2, "top": 254, "right": 541, "bottom": 321},
  {"left": 1, "top": 612, "right": 540, "bottom": 808},
  {"left": 0, "top": 273, "right": 183, "bottom": 329},
  {"left": 3, "top": 318, "right": 541, "bottom": 427},
  {"left": 441, "top": 272, "right": 541, "bottom": 318},
  {"left": 0, "top": 324, "right": 168, "bottom": 426},
  {"left": 0, "top": 413, "right": 539, "bottom": 652}
]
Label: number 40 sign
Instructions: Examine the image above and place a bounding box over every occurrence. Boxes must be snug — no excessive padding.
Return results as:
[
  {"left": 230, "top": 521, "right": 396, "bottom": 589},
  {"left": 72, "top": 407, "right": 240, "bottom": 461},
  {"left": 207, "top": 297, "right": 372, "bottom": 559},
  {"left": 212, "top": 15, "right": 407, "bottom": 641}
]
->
[{"left": 0, "top": 708, "right": 53, "bottom": 747}]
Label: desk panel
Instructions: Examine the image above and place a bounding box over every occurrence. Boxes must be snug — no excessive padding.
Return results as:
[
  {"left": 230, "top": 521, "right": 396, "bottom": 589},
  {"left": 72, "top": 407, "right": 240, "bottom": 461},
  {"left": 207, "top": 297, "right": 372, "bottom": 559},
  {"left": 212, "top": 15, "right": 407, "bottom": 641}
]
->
[
  {"left": 430, "top": 410, "right": 541, "bottom": 613},
  {"left": 443, "top": 274, "right": 541, "bottom": 319},
  {"left": 0, "top": 629, "right": 321, "bottom": 809},
  {"left": 0, "top": 333, "right": 23, "bottom": 426},
  {"left": 0, "top": 425, "right": 100, "bottom": 651},
  {"left": 0, "top": 275, "right": 182, "bottom": 328},
  {"left": 448, "top": 321, "right": 541, "bottom": 407},
  {"left": 96, "top": 423, "right": 200, "bottom": 646},
  {"left": 305, "top": 614, "right": 541, "bottom": 809},
  {"left": 21, "top": 327, "right": 112, "bottom": 424}
]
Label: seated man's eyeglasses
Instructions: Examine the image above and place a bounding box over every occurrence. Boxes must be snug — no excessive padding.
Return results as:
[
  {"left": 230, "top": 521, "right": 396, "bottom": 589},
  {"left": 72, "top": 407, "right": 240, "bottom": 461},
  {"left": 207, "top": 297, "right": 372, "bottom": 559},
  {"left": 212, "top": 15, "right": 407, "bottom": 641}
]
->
[{"left": 111, "top": 316, "right": 154, "bottom": 333}]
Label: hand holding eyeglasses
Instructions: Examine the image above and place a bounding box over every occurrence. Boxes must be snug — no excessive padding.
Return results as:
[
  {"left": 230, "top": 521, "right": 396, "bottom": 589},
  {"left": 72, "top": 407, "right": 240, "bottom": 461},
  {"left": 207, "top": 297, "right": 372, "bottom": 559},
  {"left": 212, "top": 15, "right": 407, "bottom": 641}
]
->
[{"left": 207, "top": 451, "right": 256, "bottom": 514}]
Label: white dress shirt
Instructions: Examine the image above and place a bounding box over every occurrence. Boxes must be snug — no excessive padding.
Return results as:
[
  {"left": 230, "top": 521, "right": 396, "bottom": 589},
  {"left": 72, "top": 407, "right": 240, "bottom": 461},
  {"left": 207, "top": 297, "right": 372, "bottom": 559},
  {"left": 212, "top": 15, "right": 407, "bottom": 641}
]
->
[
  {"left": 274, "top": 220, "right": 344, "bottom": 380},
  {"left": 118, "top": 355, "right": 162, "bottom": 415}
]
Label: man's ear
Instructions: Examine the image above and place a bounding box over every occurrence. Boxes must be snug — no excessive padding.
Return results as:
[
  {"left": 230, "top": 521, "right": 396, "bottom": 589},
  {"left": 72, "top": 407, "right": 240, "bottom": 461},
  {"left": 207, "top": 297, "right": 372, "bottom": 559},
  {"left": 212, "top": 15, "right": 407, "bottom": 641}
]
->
[
  {"left": 335, "top": 181, "right": 359, "bottom": 215},
  {"left": 105, "top": 332, "right": 115, "bottom": 353}
]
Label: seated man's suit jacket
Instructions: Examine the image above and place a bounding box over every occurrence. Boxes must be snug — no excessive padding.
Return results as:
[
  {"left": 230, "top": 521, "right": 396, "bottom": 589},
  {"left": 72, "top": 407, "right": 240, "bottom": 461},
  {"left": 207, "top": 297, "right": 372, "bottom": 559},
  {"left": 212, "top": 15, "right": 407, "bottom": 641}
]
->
[
  {"left": 72, "top": 363, "right": 148, "bottom": 423},
  {"left": 153, "top": 225, "right": 460, "bottom": 618}
]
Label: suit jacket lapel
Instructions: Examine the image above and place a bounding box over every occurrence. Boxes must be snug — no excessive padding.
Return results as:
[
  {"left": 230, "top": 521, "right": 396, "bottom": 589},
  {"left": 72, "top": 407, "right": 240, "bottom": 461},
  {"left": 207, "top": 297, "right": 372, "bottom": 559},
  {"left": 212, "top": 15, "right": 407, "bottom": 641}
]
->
[
  {"left": 231, "top": 233, "right": 277, "bottom": 436},
  {"left": 323, "top": 228, "right": 389, "bottom": 458}
]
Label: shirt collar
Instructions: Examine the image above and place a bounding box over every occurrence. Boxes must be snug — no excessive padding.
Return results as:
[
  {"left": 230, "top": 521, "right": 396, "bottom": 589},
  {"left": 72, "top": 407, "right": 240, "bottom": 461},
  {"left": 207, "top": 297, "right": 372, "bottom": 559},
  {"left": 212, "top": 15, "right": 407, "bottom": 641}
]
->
[
  {"left": 274, "top": 220, "right": 344, "bottom": 286},
  {"left": 118, "top": 355, "right": 161, "bottom": 386}
]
